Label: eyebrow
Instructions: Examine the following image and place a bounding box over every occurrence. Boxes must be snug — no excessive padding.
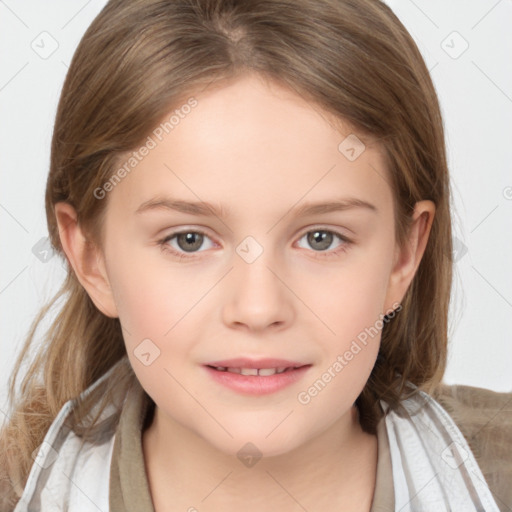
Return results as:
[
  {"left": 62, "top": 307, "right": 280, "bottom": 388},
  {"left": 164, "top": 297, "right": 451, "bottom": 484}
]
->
[{"left": 135, "top": 196, "right": 378, "bottom": 218}]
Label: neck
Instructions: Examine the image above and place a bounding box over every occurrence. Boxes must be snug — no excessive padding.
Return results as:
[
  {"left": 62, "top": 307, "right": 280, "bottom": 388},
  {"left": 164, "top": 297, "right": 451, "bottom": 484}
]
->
[{"left": 142, "top": 405, "right": 378, "bottom": 511}]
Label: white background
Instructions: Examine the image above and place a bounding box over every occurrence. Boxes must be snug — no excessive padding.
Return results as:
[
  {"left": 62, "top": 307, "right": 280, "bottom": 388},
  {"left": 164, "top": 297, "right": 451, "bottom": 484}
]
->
[{"left": 1, "top": 0, "right": 511, "bottom": 416}]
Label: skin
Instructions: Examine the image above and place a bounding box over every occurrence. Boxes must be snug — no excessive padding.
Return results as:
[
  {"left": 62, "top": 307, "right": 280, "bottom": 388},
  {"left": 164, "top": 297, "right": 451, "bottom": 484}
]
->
[{"left": 55, "top": 72, "right": 435, "bottom": 511}]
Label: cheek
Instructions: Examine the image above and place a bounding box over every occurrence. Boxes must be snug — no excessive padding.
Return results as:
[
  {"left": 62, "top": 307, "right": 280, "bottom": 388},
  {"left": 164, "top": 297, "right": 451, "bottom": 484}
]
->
[
  {"left": 106, "top": 243, "right": 217, "bottom": 392},
  {"left": 296, "top": 265, "right": 391, "bottom": 420},
  {"left": 106, "top": 248, "right": 205, "bottom": 404},
  {"left": 305, "top": 238, "right": 394, "bottom": 388},
  {"left": 107, "top": 241, "right": 199, "bottom": 336},
  {"left": 313, "top": 243, "right": 394, "bottom": 338}
]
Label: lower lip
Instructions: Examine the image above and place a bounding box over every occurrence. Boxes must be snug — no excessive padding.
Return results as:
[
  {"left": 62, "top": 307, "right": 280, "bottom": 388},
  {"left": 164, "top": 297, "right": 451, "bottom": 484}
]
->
[{"left": 203, "top": 365, "right": 311, "bottom": 396}]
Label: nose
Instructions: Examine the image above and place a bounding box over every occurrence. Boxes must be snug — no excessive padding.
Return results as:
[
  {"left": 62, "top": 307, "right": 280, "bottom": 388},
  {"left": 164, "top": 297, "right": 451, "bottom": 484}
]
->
[{"left": 221, "top": 246, "right": 294, "bottom": 332}]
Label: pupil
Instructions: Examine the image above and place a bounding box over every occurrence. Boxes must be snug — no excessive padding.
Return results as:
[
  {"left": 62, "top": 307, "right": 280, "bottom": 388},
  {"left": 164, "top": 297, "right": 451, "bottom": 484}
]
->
[
  {"left": 309, "top": 230, "right": 332, "bottom": 251},
  {"left": 178, "top": 232, "right": 203, "bottom": 252}
]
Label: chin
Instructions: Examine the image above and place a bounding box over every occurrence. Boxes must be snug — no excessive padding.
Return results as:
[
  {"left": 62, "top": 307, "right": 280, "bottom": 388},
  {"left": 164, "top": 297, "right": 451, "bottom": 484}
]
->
[
  {"left": 202, "top": 422, "right": 306, "bottom": 461},
  {"left": 212, "top": 437, "right": 298, "bottom": 462}
]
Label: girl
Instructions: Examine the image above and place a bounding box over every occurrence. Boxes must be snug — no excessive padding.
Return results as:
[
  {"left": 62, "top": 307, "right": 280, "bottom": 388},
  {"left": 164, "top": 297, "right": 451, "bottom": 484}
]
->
[{"left": 1, "top": 0, "right": 511, "bottom": 510}]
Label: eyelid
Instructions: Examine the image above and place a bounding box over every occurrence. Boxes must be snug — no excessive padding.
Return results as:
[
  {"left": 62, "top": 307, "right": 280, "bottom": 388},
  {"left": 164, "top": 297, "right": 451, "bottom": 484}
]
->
[
  {"left": 295, "top": 223, "right": 352, "bottom": 238},
  {"left": 159, "top": 227, "right": 217, "bottom": 252}
]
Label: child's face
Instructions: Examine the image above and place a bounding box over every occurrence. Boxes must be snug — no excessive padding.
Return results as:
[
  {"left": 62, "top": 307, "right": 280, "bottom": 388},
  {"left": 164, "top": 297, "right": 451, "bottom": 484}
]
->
[{"left": 98, "top": 73, "right": 408, "bottom": 456}]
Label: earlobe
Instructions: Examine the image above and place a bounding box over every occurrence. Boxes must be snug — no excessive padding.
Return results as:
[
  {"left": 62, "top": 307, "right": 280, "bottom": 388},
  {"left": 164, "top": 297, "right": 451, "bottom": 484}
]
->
[
  {"left": 384, "top": 200, "right": 436, "bottom": 310},
  {"left": 54, "top": 202, "right": 119, "bottom": 318}
]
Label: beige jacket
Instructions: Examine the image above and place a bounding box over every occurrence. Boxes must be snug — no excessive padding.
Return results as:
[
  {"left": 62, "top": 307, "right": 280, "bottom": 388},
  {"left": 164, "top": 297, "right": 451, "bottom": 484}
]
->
[{"left": 432, "top": 383, "right": 512, "bottom": 511}]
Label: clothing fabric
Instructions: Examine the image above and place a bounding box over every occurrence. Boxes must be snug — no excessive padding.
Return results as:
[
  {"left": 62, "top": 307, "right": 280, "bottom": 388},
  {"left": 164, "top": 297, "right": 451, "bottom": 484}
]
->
[
  {"left": 13, "top": 358, "right": 511, "bottom": 511},
  {"left": 382, "top": 389, "right": 499, "bottom": 511}
]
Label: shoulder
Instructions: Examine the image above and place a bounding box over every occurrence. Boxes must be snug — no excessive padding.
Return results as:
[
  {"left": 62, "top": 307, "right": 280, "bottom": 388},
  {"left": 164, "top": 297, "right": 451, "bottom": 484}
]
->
[
  {"left": 432, "top": 383, "right": 512, "bottom": 511},
  {"left": 432, "top": 383, "right": 512, "bottom": 446},
  {"left": 15, "top": 387, "right": 122, "bottom": 511},
  {"left": 15, "top": 402, "right": 115, "bottom": 511}
]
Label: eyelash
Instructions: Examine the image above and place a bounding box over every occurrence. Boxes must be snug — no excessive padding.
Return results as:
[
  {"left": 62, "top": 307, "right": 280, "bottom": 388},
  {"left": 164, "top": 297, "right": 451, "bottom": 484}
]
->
[{"left": 157, "top": 227, "right": 352, "bottom": 261}]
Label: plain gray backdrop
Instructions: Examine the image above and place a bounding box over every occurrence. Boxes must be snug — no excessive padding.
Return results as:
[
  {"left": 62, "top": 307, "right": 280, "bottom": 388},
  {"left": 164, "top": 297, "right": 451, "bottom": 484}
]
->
[{"left": 1, "top": 0, "right": 511, "bottom": 417}]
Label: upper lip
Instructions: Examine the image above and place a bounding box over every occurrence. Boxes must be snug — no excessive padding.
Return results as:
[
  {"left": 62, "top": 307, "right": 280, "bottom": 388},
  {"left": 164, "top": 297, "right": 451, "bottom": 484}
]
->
[{"left": 204, "top": 358, "right": 309, "bottom": 369}]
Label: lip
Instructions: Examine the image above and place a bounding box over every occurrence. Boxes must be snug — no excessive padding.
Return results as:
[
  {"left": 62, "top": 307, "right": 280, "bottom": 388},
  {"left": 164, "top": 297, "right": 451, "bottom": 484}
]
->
[
  {"left": 202, "top": 358, "right": 312, "bottom": 396},
  {"left": 204, "top": 357, "right": 306, "bottom": 369}
]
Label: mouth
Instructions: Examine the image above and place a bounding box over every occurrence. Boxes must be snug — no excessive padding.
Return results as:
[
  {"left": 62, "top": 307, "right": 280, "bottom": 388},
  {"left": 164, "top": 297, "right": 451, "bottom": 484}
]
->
[
  {"left": 202, "top": 358, "right": 312, "bottom": 395},
  {"left": 205, "top": 365, "right": 305, "bottom": 376}
]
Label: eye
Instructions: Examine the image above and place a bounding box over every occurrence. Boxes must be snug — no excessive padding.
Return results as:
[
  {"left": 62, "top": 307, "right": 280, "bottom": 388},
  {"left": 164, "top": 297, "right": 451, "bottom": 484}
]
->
[
  {"left": 158, "top": 230, "right": 215, "bottom": 260},
  {"left": 158, "top": 227, "right": 352, "bottom": 261},
  {"left": 295, "top": 228, "right": 351, "bottom": 259}
]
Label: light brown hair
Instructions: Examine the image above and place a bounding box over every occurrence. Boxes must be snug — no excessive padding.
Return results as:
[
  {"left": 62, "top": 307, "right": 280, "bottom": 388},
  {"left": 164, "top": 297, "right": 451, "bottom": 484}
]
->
[{"left": 0, "top": 0, "right": 452, "bottom": 507}]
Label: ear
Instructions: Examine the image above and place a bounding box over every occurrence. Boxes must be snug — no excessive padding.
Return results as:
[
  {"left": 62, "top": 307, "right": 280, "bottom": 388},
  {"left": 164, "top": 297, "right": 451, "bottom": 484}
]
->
[
  {"left": 383, "top": 200, "right": 435, "bottom": 311},
  {"left": 54, "top": 202, "right": 118, "bottom": 318}
]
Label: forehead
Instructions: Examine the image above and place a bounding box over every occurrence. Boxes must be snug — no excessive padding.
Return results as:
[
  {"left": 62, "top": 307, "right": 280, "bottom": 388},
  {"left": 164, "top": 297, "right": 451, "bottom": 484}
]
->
[{"left": 106, "top": 74, "right": 392, "bottom": 221}]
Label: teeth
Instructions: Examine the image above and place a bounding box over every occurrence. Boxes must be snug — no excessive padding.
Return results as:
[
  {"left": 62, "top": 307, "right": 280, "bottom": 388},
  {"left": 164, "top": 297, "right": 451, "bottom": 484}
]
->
[
  {"left": 214, "top": 366, "right": 296, "bottom": 375},
  {"left": 258, "top": 368, "right": 278, "bottom": 376},
  {"left": 240, "top": 368, "right": 259, "bottom": 376}
]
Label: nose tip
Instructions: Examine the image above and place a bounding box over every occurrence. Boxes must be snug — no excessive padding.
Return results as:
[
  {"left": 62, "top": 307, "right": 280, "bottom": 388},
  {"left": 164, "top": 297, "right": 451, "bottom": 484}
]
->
[{"left": 223, "top": 254, "right": 292, "bottom": 332}]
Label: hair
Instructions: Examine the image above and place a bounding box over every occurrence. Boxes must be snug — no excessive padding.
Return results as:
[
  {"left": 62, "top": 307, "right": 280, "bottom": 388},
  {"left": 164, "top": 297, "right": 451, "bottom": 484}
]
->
[{"left": 0, "top": 0, "right": 452, "bottom": 507}]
